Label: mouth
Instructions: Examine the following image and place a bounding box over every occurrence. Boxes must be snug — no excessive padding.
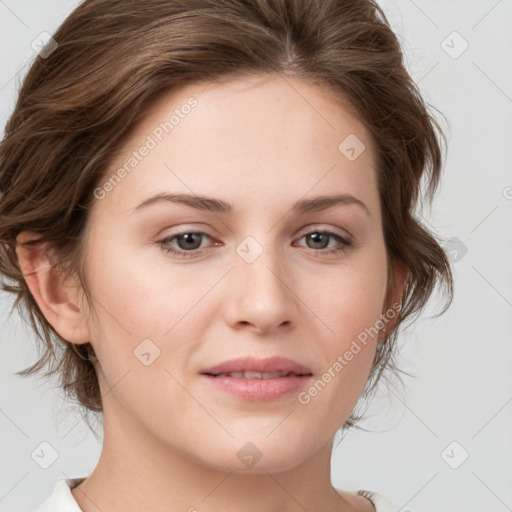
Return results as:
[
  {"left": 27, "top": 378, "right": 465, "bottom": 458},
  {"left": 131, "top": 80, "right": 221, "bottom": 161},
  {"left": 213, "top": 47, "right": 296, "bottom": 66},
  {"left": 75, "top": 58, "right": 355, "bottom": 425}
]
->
[
  {"left": 200, "top": 355, "right": 312, "bottom": 376},
  {"left": 200, "top": 357, "right": 313, "bottom": 401},
  {"left": 205, "top": 371, "right": 309, "bottom": 379}
]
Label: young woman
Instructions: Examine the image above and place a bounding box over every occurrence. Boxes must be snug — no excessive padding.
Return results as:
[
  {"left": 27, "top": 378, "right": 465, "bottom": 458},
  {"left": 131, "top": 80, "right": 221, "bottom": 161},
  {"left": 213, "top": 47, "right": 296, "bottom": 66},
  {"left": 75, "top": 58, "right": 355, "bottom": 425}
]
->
[{"left": 0, "top": 1, "right": 453, "bottom": 511}]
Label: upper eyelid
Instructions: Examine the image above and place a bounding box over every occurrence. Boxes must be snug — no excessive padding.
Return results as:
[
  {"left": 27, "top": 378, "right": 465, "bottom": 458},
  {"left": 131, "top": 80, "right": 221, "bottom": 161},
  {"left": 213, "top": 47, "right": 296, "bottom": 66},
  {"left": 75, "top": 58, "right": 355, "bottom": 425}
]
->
[
  {"left": 296, "top": 225, "right": 352, "bottom": 240},
  {"left": 162, "top": 223, "right": 352, "bottom": 238}
]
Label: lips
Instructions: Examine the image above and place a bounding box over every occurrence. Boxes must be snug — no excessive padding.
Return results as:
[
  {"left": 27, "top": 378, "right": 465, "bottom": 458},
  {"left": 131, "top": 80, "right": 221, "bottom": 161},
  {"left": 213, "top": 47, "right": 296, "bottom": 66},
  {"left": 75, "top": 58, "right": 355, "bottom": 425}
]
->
[
  {"left": 201, "top": 356, "right": 313, "bottom": 401},
  {"left": 200, "top": 356, "right": 312, "bottom": 377},
  {"left": 214, "top": 371, "right": 296, "bottom": 379}
]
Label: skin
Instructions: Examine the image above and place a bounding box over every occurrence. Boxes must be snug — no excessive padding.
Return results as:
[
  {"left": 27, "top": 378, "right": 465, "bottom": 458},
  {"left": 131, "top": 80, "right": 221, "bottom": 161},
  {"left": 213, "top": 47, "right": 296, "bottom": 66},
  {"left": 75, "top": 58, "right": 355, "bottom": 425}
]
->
[{"left": 17, "top": 72, "right": 406, "bottom": 512}]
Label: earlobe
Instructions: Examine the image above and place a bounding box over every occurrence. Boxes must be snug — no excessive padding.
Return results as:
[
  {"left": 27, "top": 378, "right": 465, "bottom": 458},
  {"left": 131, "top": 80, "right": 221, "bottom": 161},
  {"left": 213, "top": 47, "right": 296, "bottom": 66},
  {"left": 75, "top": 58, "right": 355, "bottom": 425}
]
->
[{"left": 15, "top": 231, "right": 90, "bottom": 344}]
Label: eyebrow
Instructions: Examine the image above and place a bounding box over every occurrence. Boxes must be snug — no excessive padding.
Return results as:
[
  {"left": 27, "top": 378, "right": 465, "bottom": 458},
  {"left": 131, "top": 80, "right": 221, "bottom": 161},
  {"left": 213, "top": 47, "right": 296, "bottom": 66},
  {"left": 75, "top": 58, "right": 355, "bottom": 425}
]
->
[{"left": 132, "top": 192, "right": 371, "bottom": 218}]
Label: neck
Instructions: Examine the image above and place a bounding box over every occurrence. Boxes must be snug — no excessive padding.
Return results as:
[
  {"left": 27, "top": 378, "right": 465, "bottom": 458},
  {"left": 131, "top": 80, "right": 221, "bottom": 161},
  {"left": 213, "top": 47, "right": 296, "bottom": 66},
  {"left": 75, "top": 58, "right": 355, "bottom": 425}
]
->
[{"left": 71, "top": 406, "right": 354, "bottom": 512}]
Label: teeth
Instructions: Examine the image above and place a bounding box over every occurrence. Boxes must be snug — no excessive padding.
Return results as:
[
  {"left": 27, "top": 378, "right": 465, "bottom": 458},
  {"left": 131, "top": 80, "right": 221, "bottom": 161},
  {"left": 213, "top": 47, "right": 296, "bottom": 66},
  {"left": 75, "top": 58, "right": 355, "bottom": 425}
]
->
[{"left": 216, "top": 371, "right": 292, "bottom": 379}]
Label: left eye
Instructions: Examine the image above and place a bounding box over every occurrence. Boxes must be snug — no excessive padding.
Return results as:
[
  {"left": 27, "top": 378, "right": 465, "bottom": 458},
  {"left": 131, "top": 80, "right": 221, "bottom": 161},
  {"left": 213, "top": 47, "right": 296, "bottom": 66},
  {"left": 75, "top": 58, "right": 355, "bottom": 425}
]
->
[
  {"left": 295, "top": 231, "right": 346, "bottom": 251},
  {"left": 158, "top": 232, "right": 213, "bottom": 257},
  {"left": 157, "top": 230, "right": 353, "bottom": 258}
]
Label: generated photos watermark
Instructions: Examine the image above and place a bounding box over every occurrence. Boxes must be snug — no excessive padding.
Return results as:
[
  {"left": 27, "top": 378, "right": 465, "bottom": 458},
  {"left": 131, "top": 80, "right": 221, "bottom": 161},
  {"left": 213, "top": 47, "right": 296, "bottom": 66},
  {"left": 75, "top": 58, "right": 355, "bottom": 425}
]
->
[
  {"left": 297, "top": 301, "right": 402, "bottom": 405},
  {"left": 93, "top": 96, "right": 198, "bottom": 200}
]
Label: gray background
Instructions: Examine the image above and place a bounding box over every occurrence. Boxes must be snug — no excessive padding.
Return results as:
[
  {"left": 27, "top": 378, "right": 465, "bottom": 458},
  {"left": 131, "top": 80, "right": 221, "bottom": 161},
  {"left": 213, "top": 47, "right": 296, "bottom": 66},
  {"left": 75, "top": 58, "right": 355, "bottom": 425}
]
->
[{"left": 1, "top": 1, "right": 511, "bottom": 511}]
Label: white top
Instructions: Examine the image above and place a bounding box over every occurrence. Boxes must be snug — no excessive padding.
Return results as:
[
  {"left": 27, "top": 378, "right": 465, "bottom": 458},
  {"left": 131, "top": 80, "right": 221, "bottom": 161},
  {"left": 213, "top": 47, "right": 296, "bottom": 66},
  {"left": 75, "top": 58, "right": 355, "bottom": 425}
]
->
[{"left": 35, "top": 478, "right": 398, "bottom": 512}]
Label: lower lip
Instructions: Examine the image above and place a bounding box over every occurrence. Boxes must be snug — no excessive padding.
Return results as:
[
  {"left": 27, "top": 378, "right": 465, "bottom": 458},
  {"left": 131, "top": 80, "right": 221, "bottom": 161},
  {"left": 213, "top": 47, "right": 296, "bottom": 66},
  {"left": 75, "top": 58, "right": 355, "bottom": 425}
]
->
[{"left": 201, "top": 374, "right": 312, "bottom": 401}]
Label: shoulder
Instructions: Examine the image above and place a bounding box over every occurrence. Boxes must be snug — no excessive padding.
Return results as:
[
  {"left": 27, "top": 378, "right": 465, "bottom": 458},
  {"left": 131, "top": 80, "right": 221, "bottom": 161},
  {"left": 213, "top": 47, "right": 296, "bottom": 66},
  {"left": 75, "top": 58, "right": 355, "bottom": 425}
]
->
[
  {"left": 336, "top": 488, "right": 398, "bottom": 512},
  {"left": 34, "top": 478, "right": 85, "bottom": 512}
]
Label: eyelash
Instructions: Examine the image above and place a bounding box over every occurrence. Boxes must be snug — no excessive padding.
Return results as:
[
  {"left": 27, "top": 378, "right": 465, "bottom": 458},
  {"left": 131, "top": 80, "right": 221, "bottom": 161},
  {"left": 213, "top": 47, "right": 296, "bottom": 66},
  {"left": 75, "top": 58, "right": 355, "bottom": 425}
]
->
[{"left": 156, "top": 230, "right": 354, "bottom": 259}]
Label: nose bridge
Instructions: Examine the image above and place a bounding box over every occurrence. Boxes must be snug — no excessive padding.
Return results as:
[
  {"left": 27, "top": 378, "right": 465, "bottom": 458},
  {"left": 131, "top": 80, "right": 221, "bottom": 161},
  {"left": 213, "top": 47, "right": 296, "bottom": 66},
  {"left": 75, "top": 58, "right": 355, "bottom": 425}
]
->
[
  {"left": 236, "top": 233, "right": 288, "bottom": 297},
  {"left": 225, "top": 233, "right": 296, "bottom": 332}
]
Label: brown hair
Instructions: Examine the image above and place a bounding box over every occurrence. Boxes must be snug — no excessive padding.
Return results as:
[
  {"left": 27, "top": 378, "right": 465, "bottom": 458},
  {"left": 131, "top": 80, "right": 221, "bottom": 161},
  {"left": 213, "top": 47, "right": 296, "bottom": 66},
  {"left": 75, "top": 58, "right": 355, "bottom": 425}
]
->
[{"left": 0, "top": 0, "right": 453, "bottom": 433}]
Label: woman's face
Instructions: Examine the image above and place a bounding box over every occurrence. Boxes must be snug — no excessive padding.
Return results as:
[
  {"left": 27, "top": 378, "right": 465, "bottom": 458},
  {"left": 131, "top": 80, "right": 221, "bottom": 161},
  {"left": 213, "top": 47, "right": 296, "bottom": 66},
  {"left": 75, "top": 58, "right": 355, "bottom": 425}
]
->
[{"left": 78, "top": 73, "right": 397, "bottom": 473}]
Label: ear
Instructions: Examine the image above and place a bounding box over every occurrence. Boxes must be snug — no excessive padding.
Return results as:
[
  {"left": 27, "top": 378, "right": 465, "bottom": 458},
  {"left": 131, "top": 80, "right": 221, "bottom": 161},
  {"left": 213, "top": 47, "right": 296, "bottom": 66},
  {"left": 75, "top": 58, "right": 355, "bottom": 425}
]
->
[
  {"left": 15, "top": 230, "right": 90, "bottom": 344},
  {"left": 378, "top": 257, "right": 408, "bottom": 342}
]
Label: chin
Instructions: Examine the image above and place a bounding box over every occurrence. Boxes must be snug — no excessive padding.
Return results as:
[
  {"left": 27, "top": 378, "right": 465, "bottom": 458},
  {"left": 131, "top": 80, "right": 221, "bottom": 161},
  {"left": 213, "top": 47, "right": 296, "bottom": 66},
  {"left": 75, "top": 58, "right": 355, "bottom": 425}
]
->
[
  {"left": 202, "top": 452, "right": 308, "bottom": 475},
  {"left": 186, "top": 435, "right": 316, "bottom": 475}
]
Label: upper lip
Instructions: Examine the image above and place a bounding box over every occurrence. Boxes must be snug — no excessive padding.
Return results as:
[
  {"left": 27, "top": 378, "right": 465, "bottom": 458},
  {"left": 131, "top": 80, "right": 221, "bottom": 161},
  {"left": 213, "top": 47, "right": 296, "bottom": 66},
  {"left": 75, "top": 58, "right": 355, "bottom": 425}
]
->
[{"left": 201, "top": 356, "right": 312, "bottom": 376}]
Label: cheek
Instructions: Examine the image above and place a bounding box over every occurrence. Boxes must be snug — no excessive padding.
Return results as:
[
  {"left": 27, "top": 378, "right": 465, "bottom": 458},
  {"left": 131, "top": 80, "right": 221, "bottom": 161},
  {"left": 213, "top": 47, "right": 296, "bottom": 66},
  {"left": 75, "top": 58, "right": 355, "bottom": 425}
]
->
[
  {"left": 310, "top": 258, "right": 388, "bottom": 342},
  {"left": 297, "top": 283, "right": 384, "bottom": 424},
  {"left": 84, "top": 238, "right": 210, "bottom": 341},
  {"left": 299, "top": 254, "right": 387, "bottom": 400},
  {"left": 82, "top": 246, "right": 216, "bottom": 400}
]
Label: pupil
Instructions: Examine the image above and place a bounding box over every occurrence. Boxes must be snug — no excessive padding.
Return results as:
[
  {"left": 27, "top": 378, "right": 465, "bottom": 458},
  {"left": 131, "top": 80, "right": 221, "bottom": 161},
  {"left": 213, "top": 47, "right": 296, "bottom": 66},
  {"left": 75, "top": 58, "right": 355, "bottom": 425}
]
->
[
  {"left": 179, "top": 233, "right": 201, "bottom": 250},
  {"left": 309, "top": 233, "right": 328, "bottom": 249}
]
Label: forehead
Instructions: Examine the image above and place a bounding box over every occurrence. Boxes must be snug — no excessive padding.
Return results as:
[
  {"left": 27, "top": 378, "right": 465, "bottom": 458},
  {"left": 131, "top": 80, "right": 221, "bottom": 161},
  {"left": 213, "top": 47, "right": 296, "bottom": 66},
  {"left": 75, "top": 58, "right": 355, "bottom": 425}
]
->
[{"left": 92, "top": 72, "right": 380, "bottom": 221}]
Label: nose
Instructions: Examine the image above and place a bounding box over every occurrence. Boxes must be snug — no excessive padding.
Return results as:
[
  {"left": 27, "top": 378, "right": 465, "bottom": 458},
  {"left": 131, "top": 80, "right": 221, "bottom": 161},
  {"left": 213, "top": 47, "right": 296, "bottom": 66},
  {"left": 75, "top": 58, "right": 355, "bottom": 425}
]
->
[{"left": 223, "top": 240, "right": 298, "bottom": 335}]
